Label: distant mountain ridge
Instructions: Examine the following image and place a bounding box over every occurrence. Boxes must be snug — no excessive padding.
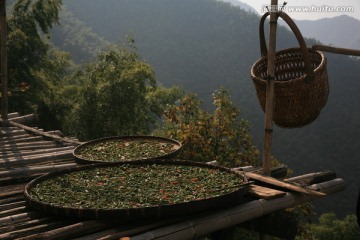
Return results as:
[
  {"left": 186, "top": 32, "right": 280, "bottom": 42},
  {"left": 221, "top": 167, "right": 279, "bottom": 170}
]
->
[
  {"left": 220, "top": 0, "right": 257, "bottom": 13},
  {"left": 294, "top": 15, "right": 360, "bottom": 50},
  {"left": 51, "top": 6, "right": 110, "bottom": 63}
]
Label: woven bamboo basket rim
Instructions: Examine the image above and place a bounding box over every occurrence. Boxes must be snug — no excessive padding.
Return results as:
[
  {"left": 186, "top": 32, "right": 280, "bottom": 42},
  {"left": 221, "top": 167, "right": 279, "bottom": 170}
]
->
[{"left": 250, "top": 47, "right": 327, "bottom": 84}]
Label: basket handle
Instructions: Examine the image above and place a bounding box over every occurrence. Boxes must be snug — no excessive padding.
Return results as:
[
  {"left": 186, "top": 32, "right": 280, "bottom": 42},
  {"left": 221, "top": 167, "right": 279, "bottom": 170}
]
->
[{"left": 259, "top": 11, "right": 315, "bottom": 81}]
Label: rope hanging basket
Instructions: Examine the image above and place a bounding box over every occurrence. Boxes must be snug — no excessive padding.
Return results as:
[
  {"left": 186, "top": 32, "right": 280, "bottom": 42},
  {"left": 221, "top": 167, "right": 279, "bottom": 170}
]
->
[{"left": 251, "top": 12, "right": 329, "bottom": 128}]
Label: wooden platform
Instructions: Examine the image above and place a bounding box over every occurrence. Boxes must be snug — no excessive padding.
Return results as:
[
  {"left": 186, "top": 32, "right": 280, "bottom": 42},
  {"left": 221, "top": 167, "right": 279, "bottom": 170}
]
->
[{"left": 0, "top": 113, "right": 346, "bottom": 239}]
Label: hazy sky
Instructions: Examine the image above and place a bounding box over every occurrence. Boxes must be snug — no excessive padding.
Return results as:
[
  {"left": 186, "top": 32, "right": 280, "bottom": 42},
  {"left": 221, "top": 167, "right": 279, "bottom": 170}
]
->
[{"left": 239, "top": 0, "right": 360, "bottom": 20}]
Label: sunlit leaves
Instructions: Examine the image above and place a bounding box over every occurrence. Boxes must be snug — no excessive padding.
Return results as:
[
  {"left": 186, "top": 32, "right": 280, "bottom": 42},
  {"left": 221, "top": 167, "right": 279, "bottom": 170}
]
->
[{"left": 161, "top": 87, "right": 260, "bottom": 167}]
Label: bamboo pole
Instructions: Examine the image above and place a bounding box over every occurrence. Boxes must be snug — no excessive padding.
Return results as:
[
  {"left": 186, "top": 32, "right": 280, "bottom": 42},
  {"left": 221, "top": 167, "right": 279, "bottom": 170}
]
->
[
  {"left": 128, "top": 179, "right": 345, "bottom": 240},
  {"left": 0, "top": 211, "right": 42, "bottom": 225},
  {"left": 0, "top": 145, "right": 60, "bottom": 153},
  {"left": 0, "top": 0, "right": 7, "bottom": 122},
  {"left": 312, "top": 44, "right": 360, "bottom": 56},
  {"left": 0, "top": 201, "right": 26, "bottom": 212},
  {"left": 80, "top": 217, "right": 190, "bottom": 240},
  {"left": 1, "top": 130, "right": 62, "bottom": 142},
  {"left": 0, "top": 184, "right": 26, "bottom": 198},
  {"left": 1, "top": 133, "right": 35, "bottom": 141},
  {"left": 45, "top": 130, "right": 64, "bottom": 136},
  {"left": 7, "top": 112, "right": 20, "bottom": 118},
  {"left": 0, "top": 150, "right": 74, "bottom": 168},
  {"left": 0, "top": 129, "right": 27, "bottom": 136},
  {"left": 262, "top": 0, "right": 278, "bottom": 176},
  {"left": 0, "top": 141, "right": 61, "bottom": 152},
  {"left": 0, "top": 146, "right": 73, "bottom": 158},
  {"left": 0, "top": 119, "right": 83, "bottom": 145},
  {"left": 243, "top": 171, "right": 326, "bottom": 196},
  {"left": 0, "top": 148, "right": 72, "bottom": 160},
  {"left": 0, "top": 206, "right": 28, "bottom": 218},
  {"left": 0, "top": 135, "right": 44, "bottom": 144},
  {"left": 0, "top": 139, "right": 50, "bottom": 147},
  {"left": 0, "top": 216, "right": 55, "bottom": 232},
  {"left": 8, "top": 114, "right": 37, "bottom": 125},
  {"left": 0, "top": 220, "right": 65, "bottom": 239},
  {"left": 17, "top": 220, "right": 117, "bottom": 240},
  {"left": 0, "top": 162, "right": 77, "bottom": 179}
]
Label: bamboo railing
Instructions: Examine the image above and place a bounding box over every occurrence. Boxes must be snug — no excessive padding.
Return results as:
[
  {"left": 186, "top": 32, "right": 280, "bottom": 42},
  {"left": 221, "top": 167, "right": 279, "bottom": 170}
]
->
[
  {"left": 0, "top": 118, "right": 82, "bottom": 146},
  {"left": 0, "top": 113, "right": 80, "bottom": 184}
]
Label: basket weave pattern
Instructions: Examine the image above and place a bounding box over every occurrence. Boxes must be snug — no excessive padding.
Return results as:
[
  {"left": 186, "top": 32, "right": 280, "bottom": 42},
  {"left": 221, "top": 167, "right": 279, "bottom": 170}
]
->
[{"left": 251, "top": 12, "right": 329, "bottom": 128}]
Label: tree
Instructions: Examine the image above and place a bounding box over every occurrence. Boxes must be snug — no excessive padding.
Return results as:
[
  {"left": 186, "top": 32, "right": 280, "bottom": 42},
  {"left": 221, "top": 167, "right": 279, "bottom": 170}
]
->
[
  {"left": 64, "top": 42, "right": 183, "bottom": 140},
  {"left": 159, "top": 87, "right": 260, "bottom": 167},
  {"left": 6, "top": 0, "right": 71, "bottom": 117},
  {"left": 296, "top": 213, "right": 360, "bottom": 240}
]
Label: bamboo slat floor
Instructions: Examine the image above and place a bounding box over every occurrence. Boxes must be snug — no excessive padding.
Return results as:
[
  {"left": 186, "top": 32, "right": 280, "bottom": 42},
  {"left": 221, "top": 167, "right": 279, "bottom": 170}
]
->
[{"left": 0, "top": 113, "right": 346, "bottom": 240}]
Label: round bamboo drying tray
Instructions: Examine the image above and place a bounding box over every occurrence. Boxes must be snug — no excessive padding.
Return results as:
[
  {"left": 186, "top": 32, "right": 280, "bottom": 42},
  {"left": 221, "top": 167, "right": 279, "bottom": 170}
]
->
[
  {"left": 24, "top": 160, "right": 250, "bottom": 221},
  {"left": 73, "top": 135, "right": 182, "bottom": 164}
]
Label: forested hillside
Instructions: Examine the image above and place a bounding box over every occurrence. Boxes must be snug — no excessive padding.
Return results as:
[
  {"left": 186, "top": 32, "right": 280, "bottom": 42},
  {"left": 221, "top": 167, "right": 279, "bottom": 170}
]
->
[
  {"left": 221, "top": 0, "right": 257, "bottom": 12},
  {"left": 53, "top": 0, "right": 360, "bottom": 217},
  {"left": 295, "top": 15, "right": 360, "bottom": 50},
  {"left": 50, "top": 6, "right": 110, "bottom": 63}
]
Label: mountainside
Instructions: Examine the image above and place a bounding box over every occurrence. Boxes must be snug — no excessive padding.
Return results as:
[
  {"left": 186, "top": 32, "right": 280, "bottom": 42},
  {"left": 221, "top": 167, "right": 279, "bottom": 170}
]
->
[
  {"left": 295, "top": 15, "right": 360, "bottom": 50},
  {"left": 51, "top": 6, "right": 110, "bottom": 63},
  {"left": 57, "top": 0, "right": 360, "bottom": 217},
  {"left": 221, "top": 0, "right": 257, "bottom": 13}
]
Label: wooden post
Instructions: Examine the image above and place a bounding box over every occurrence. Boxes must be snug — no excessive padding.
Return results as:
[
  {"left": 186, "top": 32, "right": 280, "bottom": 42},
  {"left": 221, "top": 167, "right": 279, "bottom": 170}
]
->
[
  {"left": 262, "top": 0, "right": 278, "bottom": 176},
  {"left": 357, "top": 190, "right": 360, "bottom": 227},
  {"left": 261, "top": 2, "right": 279, "bottom": 238},
  {"left": 0, "top": 0, "right": 8, "bottom": 121}
]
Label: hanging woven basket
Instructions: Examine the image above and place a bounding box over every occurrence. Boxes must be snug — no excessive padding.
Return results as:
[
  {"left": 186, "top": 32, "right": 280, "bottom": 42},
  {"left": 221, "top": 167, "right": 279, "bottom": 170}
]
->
[{"left": 251, "top": 12, "right": 329, "bottom": 128}]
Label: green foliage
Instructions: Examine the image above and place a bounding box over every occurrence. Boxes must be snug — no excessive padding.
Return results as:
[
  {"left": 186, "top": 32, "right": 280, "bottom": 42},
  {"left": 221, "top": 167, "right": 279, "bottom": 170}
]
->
[
  {"left": 6, "top": 0, "right": 71, "bottom": 118},
  {"left": 64, "top": 43, "right": 183, "bottom": 140},
  {"left": 159, "top": 87, "right": 260, "bottom": 167},
  {"left": 146, "top": 85, "right": 185, "bottom": 120},
  {"left": 296, "top": 213, "right": 360, "bottom": 240},
  {"left": 201, "top": 213, "right": 360, "bottom": 240},
  {"left": 200, "top": 227, "right": 260, "bottom": 240},
  {"left": 11, "top": 0, "right": 61, "bottom": 34}
]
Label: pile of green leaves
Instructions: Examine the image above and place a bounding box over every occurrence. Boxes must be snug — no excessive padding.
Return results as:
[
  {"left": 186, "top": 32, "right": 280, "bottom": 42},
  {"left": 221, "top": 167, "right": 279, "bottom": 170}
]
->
[
  {"left": 76, "top": 138, "right": 180, "bottom": 162},
  {"left": 29, "top": 164, "right": 245, "bottom": 209}
]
